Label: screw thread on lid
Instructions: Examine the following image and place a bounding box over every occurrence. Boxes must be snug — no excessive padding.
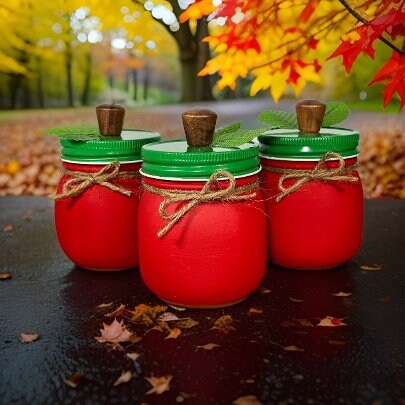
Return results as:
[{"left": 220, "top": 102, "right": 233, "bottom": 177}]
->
[{"left": 296, "top": 100, "right": 326, "bottom": 134}]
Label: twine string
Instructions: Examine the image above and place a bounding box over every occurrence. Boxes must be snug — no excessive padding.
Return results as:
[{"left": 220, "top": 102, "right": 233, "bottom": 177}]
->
[
  {"left": 53, "top": 161, "right": 138, "bottom": 200},
  {"left": 142, "top": 170, "right": 258, "bottom": 238},
  {"left": 263, "top": 152, "right": 358, "bottom": 202}
]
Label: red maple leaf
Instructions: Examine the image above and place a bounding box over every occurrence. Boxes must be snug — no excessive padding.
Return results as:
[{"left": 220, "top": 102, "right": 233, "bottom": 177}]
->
[
  {"left": 329, "top": 7, "right": 404, "bottom": 73},
  {"left": 328, "top": 25, "right": 376, "bottom": 72},
  {"left": 369, "top": 52, "right": 405, "bottom": 108}
]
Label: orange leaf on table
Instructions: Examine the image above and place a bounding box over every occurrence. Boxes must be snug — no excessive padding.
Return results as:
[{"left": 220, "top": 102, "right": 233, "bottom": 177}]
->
[
  {"left": 64, "top": 371, "right": 86, "bottom": 388},
  {"left": 249, "top": 306, "right": 264, "bottom": 314},
  {"left": 95, "top": 318, "right": 132, "bottom": 343},
  {"left": 113, "top": 370, "right": 132, "bottom": 387},
  {"left": 283, "top": 345, "right": 304, "bottom": 352},
  {"left": 126, "top": 352, "right": 140, "bottom": 361},
  {"left": 360, "top": 265, "right": 383, "bottom": 271},
  {"left": 158, "top": 312, "right": 180, "bottom": 322},
  {"left": 105, "top": 304, "right": 126, "bottom": 317},
  {"left": 317, "top": 316, "right": 347, "bottom": 327},
  {"left": 145, "top": 375, "right": 173, "bottom": 395},
  {"left": 20, "top": 332, "right": 39, "bottom": 343},
  {"left": 97, "top": 302, "right": 114, "bottom": 309},
  {"left": 165, "top": 327, "right": 182, "bottom": 340},
  {"left": 212, "top": 315, "right": 236, "bottom": 333},
  {"left": 331, "top": 292, "right": 352, "bottom": 297},
  {"left": 196, "top": 343, "right": 220, "bottom": 350},
  {"left": 233, "top": 395, "right": 264, "bottom": 405}
]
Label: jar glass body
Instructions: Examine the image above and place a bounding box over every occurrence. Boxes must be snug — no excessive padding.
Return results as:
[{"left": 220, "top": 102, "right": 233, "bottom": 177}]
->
[
  {"left": 55, "top": 161, "right": 141, "bottom": 271},
  {"left": 138, "top": 173, "right": 267, "bottom": 307},
  {"left": 260, "top": 157, "right": 363, "bottom": 270}
]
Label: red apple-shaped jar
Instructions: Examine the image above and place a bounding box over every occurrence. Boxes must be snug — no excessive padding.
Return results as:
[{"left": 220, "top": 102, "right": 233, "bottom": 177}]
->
[
  {"left": 54, "top": 124, "right": 160, "bottom": 271},
  {"left": 258, "top": 100, "right": 363, "bottom": 270},
  {"left": 138, "top": 109, "right": 267, "bottom": 308}
]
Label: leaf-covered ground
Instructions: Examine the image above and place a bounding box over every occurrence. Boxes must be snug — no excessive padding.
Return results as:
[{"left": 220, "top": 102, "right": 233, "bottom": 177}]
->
[{"left": 0, "top": 102, "right": 403, "bottom": 198}]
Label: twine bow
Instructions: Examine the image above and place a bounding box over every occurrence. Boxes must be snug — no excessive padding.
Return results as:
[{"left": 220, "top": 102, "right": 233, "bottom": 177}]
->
[
  {"left": 54, "top": 161, "right": 137, "bottom": 200},
  {"left": 264, "top": 152, "right": 358, "bottom": 202},
  {"left": 143, "top": 170, "right": 258, "bottom": 238}
]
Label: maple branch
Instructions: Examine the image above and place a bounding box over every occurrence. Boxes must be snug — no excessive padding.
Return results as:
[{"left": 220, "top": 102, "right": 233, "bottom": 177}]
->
[{"left": 338, "top": 0, "right": 404, "bottom": 54}]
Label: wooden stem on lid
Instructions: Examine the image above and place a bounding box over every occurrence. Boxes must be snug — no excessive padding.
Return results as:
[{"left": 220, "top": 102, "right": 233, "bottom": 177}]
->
[
  {"left": 182, "top": 108, "right": 217, "bottom": 147},
  {"left": 296, "top": 100, "right": 326, "bottom": 134},
  {"left": 96, "top": 103, "right": 125, "bottom": 136}
]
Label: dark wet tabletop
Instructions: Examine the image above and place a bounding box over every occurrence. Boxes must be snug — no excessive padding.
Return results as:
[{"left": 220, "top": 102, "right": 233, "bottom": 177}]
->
[{"left": 1, "top": 197, "right": 404, "bottom": 405}]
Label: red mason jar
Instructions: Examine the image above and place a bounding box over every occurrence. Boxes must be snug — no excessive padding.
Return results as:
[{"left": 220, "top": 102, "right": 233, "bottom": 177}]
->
[
  {"left": 258, "top": 127, "right": 363, "bottom": 270},
  {"left": 55, "top": 129, "right": 160, "bottom": 271},
  {"left": 138, "top": 140, "right": 267, "bottom": 308}
]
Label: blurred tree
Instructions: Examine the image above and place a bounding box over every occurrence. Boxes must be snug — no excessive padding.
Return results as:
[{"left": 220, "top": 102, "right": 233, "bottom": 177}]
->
[
  {"left": 133, "top": 0, "right": 214, "bottom": 101},
  {"left": 0, "top": 0, "right": 178, "bottom": 108},
  {"left": 183, "top": 0, "right": 404, "bottom": 108}
]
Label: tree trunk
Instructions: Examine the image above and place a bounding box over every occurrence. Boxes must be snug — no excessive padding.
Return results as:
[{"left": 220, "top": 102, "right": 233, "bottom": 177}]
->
[
  {"left": 196, "top": 18, "right": 214, "bottom": 101},
  {"left": 65, "top": 40, "right": 74, "bottom": 107},
  {"left": 143, "top": 66, "right": 149, "bottom": 101},
  {"left": 22, "top": 76, "right": 31, "bottom": 109},
  {"left": 9, "top": 74, "right": 21, "bottom": 109},
  {"left": 81, "top": 49, "right": 92, "bottom": 106},
  {"left": 155, "top": 1, "right": 214, "bottom": 102},
  {"left": 132, "top": 69, "right": 138, "bottom": 101},
  {"left": 37, "top": 58, "right": 45, "bottom": 108}
]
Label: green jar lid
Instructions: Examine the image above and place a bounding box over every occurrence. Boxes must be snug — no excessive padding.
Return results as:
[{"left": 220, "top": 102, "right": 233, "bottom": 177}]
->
[
  {"left": 61, "top": 129, "right": 161, "bottom": 163},
  {"left": 141, "top": 140, "right": 260, "bottom": 179},
  {"left": 258, "top": 127, "right": 359, "bottom": 160}
]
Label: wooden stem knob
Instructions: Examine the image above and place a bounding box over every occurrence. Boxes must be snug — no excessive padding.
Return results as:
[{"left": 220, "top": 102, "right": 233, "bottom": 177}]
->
[
  {"left": 182, "top": 108, "right": 217, "bottom": 147},
  {"left": 96, "top": 103, "right": 125, "bottom": 136},
  {"left": 296, "top": 100, "right": 326, "bottom": 134}
]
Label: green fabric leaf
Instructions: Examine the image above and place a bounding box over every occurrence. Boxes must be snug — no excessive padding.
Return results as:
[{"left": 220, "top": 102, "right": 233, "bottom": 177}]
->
[
  {"left": 212, "top": 127, "right": 268, "bottom": 148},
  {"left": 258, "top": 110, "right": 297, "bottom": 129},
  {"left": 322, "top": 101, "right": 350, "bottom": 127},
  {"left": 45, "top": 126, "right": 102, "bottom": 141}
]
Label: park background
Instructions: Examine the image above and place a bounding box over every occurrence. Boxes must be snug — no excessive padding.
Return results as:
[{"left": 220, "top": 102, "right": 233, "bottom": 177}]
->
[{"left": 0, "top": 0, "right": 403, "bottom": 199}]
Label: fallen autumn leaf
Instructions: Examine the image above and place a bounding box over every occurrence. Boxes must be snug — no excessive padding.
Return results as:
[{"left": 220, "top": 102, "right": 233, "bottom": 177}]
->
[
  {"left": 289, "top": 297, "right": 304, "bottom": 302},
  {"left": 95, "top": 318, "right": 132, "bottom": 343},
  {"left": 20, "top": 332, "right": 39, "bottom": 343},
  {"left": 0, "top": 272, "right": 12, "bottom": 280},
  {"left": 158, "top": 312, "right": 180, "bottom": 322},
  {"left": 248, "top": 306, "right": 264, "bottom": 314},
  {"left": 317, "top": 316, "right": 347, "bottom": 327},
  {"left": 212, "top": 315, "right": 235, "bottom": 333},
  {"left": 97, "top": 302, "right": 114, "bottom": 309},
  {"left": 165, "top": 327, "right": 182, "bottom": 340},
  {"left": 196, "top": 343, "right": 220, "bottom": 350},
  {"left": 105, "top": 304, "right": 126, "bottom": 317},
  {"left": 331, "top": 292, "right": 352, "bottom": 297},
  {"left": 283, "top": 345, "right": 304, "bottom": 352},
  {"left": 113, "top": 370, "right": 132, "bottom": 387},
  {"left": 145, "top": 375, "right": 172, "bottom": 395},
  {"left": 360, "top": 265, "right": 383, "bottom": 271},
  {"left": 233, "top": 395, "right": 264, "bottom": 405},
  {"left": 64, "top": 371, "right": 86, "bottom": 388},
  {"left": 126, "top": 352, "right": 140, "bottom": 361}
]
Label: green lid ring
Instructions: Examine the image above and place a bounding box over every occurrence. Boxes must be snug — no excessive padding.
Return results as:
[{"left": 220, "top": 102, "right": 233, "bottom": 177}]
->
[
  {"left": 258, "top": 126, "right": 359, "bottom": 160},
  {"left": 141, "top": 140, "right": 260, "bottom": 179},
  {"left": 140, "top": 166, "right": 262, "bottom": 182},
  {"left": 260, "top": 153, "right": 359, "bottom": 162},
  {"left": 61, "top": 129, "right": 160, "bottom": 163}
]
